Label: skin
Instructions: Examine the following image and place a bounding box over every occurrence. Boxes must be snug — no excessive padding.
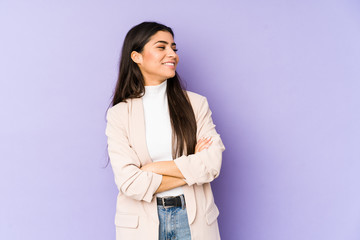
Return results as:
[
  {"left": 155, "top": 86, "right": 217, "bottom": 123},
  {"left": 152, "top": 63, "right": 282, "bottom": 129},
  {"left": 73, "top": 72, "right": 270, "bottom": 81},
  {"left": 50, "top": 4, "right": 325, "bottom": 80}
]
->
[
  {"left": 131, "top": 30, "right": 179, "bottom": 87},
  {"left": 131, "top": 31, "right": 213, "bottom": 193}
]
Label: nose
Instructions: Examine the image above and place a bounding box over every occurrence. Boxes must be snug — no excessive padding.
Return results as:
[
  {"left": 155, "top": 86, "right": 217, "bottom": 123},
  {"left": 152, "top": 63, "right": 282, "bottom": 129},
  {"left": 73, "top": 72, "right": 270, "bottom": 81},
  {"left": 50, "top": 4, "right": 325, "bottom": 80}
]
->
[{"left": 167, "top": 48, "right": 177, "bottom": 57}]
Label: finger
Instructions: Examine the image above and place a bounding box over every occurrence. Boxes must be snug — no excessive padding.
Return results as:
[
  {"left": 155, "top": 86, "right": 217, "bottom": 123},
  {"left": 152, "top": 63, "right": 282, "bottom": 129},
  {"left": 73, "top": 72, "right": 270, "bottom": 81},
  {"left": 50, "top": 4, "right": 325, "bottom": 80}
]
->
[
  {"left": 200, "top": 137, "right": 212, "bottom": 145},
  {"left": 195, "top": 137, "right": 213, "bottom": 152},
  {"left": 204, "top": 140, "right": 213, "bottom": 147},
  {"left": 198, "top": 140, "right": 213, "bottom": 151},
  {"left": 197, "top": 138, "right": 210, "bottom": 146},
  {"left": 197, "top": 137, "right": 212, "bottom": 145},
  {"left": 198, "top": 146, "right": 209, "bottom": 153},
  {"left": 202, "top": 140, "right": 213, "bottom": 149},
  {"left": 196, "top": 140, "right": 211, "bottom": 150}
]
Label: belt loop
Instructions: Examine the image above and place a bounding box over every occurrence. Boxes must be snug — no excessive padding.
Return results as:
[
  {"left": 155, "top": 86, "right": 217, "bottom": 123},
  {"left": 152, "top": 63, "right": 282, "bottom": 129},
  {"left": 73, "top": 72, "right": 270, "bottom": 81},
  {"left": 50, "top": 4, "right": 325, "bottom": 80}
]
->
[{"left": 180, "top": 194, "right": 185, "bottom": 209}]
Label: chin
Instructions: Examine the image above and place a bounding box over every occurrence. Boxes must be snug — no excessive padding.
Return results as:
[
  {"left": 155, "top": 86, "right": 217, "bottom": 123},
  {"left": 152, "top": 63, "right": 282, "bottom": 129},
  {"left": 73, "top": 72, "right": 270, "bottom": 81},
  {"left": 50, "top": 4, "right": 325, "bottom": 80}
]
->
[
  {"left": 158, "top": 70, "right": 176, "bottom": 79},
  {"left": 166, "top": 71, "right": 176, "bottom": 78}
]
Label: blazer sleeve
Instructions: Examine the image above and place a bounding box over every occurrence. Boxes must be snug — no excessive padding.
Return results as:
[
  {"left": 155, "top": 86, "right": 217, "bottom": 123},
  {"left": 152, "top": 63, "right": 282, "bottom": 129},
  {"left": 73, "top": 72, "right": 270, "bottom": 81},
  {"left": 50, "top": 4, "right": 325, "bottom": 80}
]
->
[
  {"left": 105, "top": 106, "right": 163, "bottom": 203},
  {"left": 173, "top": 96, "right": 226, "bottom": 186}
]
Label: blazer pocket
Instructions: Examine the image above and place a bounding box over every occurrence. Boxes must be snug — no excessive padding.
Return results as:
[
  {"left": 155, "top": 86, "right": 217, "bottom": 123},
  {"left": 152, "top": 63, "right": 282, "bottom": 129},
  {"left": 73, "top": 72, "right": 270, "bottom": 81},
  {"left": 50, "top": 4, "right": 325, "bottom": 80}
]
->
[
  {"left": 206, "top": 203, "right": 220, "bottom": 225},
  {"left": 115, "top": 213, "right": 139, "bottom": 228}
]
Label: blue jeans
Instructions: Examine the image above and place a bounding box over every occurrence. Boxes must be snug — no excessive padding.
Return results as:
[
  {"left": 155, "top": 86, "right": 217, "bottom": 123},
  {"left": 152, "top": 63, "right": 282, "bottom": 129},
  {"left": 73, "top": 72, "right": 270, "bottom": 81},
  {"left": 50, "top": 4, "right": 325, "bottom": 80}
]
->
[{"left": 157, "top": 200, "right": 191, "bottom": 240}]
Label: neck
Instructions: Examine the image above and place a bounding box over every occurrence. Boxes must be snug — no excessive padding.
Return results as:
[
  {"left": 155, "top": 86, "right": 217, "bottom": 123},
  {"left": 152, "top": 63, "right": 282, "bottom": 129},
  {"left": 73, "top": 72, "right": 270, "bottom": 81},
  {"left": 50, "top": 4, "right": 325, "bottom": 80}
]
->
[{"left": 143, "top": 76, "right": 167, "bottom": 86}]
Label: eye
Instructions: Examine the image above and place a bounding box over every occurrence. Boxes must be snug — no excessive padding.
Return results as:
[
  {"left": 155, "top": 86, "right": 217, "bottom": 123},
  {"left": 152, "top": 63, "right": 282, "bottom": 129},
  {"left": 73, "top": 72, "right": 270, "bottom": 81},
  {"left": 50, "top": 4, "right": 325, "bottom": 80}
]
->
[
  {"left": 157, "top": 46, "right": 165, "bottom": 50},
  {"left": 173, "top": 48, "right": 178, "bottom": 52}
]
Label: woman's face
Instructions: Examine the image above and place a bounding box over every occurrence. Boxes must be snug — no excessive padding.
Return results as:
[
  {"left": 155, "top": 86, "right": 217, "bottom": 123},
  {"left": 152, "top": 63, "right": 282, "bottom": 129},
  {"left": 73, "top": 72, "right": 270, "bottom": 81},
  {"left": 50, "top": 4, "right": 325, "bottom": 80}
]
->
[{"left": 132, "top": 30, "right": 179, "bottom": 85}]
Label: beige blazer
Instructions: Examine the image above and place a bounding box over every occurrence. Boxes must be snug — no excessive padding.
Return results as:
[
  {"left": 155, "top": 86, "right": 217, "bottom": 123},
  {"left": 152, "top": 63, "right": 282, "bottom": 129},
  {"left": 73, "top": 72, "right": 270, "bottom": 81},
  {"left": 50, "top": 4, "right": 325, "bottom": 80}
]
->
[{"left": 105, "top": 90, "right": 226, "bottom": 240}]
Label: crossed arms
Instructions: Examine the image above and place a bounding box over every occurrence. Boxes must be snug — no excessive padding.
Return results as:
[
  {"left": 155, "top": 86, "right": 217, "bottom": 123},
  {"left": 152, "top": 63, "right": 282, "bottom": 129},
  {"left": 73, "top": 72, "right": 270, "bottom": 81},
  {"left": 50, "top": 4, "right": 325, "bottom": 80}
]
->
[
  {"left": 105, "top": 96, "right": 225, "bottom": 202},
  {"left": 141, "top": 136, "right": 213, "bottom": 193}
]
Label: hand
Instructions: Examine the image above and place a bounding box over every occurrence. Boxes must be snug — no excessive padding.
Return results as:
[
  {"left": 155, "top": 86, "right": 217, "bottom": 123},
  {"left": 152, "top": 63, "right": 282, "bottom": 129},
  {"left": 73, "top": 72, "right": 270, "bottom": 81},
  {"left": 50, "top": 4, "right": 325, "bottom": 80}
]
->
[
  {"left": 141, "top": 162, "right": 155, "bottom": 172},
  {"left": 195, "top": 136, "right": 213, "bottom": 153}
]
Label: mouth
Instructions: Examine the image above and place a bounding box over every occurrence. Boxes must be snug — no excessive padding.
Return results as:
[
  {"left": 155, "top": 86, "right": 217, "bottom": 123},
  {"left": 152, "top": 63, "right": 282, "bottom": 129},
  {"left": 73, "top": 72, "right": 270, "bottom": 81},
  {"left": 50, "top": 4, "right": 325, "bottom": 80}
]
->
[{"left": 162, "top": 62, "right": 176, "bottom": 67}]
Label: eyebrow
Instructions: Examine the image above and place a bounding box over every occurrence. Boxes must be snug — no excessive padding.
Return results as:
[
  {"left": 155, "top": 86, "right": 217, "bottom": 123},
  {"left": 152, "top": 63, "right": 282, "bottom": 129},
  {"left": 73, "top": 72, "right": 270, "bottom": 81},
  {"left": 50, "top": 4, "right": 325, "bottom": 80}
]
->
[{"left": 153, "top": 40, "right": 176, "bottom": 46}]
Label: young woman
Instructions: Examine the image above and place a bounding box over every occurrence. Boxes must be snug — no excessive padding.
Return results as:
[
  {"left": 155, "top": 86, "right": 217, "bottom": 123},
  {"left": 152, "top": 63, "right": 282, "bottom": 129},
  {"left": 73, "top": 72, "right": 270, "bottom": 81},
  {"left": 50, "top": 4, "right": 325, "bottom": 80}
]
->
[{"left": 105, "top": 21, "right": 226, "bottom": 240}]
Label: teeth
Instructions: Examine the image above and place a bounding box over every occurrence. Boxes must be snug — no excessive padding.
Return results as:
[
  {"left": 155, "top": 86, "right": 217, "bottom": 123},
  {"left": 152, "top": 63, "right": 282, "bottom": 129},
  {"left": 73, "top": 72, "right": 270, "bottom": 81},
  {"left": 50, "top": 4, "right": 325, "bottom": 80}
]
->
[{"left": 163, "top": 63, "right": 174, "bottom": 66}]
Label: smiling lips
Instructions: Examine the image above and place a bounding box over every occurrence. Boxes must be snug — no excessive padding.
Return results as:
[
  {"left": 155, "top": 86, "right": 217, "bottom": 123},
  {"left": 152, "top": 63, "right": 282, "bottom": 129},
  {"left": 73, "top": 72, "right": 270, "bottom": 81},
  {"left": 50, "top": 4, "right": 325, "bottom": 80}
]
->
[{"left": 162, "top": 62, "right": 176, "bottom": 67}]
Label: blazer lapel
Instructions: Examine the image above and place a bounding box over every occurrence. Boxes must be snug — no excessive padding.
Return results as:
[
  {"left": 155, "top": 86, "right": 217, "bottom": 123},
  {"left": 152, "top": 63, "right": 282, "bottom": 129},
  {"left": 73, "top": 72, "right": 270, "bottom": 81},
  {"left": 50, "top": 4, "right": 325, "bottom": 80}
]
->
[
  {"left": 129, "top": 97, "right": 153, "bottom": 166},
  {"left": 130, "top": 97, "right": 162, "bottom": 223}
]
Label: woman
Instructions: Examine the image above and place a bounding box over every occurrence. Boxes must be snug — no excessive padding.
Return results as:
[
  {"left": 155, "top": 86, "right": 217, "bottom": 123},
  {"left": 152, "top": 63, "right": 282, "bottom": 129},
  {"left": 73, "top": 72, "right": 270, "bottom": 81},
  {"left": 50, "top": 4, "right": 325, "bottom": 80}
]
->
[{"left": 105, "top": 21, "right": 226, "bottom": 240}]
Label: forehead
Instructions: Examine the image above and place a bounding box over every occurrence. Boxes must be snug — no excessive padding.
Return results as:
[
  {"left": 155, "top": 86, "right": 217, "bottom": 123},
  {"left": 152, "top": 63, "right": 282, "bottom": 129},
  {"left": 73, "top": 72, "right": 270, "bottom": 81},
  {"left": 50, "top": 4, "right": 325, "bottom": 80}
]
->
[{"left": 148, "top": 31, "right": 174, "bottom": 43}]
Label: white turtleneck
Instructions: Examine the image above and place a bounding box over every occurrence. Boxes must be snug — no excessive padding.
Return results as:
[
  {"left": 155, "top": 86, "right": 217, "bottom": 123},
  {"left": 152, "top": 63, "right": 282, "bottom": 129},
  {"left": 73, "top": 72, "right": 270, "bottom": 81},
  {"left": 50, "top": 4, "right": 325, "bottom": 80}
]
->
[{"left": 142, "top": 79, "right": 184, "bottom": 197}]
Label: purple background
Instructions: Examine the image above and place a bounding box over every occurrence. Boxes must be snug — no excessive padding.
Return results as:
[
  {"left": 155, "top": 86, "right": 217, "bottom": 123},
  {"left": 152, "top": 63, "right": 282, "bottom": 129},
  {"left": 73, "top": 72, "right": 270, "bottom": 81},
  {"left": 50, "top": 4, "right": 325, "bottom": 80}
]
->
[{"left": 1, "top": 0, "right": 360, "bottom": 239}]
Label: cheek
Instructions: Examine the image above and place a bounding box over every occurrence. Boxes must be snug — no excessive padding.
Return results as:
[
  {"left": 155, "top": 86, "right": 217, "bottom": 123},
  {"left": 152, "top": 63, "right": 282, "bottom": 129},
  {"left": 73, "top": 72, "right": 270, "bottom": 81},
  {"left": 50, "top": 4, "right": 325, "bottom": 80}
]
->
[{"left": 143, "top": 52, "right": 161, "bottom": 66}]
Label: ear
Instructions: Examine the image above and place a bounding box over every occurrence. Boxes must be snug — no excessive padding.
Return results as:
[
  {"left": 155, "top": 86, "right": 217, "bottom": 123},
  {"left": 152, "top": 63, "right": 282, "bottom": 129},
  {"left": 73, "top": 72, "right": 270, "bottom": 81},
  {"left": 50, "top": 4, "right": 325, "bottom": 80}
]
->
[{"left": 131, "top": 51, "right": 142, "bottom": 64}]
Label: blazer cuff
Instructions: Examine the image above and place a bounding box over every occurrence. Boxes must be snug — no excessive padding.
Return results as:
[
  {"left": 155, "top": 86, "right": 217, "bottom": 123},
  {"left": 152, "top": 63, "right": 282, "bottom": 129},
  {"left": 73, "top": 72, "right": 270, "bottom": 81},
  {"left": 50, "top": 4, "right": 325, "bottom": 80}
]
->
[
  {"left": 174, "top": 155, "right": 196, "bottom": 186},
  {"left": 143, "top": 172, "right": 163, "bottom": 203}
]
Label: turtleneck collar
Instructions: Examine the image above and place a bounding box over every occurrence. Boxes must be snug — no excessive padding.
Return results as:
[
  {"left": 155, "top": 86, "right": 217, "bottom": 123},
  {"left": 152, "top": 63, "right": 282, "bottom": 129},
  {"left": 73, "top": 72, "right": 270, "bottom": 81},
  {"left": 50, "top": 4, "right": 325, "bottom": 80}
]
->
[{"left": 143, "top": 80, "right": 167, "bottom": 97}]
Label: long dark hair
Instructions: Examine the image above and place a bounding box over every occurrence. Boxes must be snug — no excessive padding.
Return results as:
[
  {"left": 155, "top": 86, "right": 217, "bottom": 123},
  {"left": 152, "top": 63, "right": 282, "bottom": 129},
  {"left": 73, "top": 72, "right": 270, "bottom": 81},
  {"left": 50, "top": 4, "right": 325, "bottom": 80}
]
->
[{"left": 104, "top": 22, "right": 197, "bottom": 167}]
